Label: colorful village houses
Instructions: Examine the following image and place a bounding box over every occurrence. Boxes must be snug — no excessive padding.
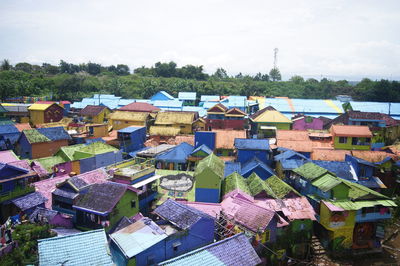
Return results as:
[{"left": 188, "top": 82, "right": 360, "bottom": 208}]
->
[
  {"left": 16, "top": 127, "right": 71, "bottom": 159},
  {"left": 290, "top": 162, "right": 396, "bottom": 254},
  {"left": 205, "top": 103, "right": 247, "bottom": 131},
  {"left": 292, "top": 114, "right": 324, "bottom": 130},
  {"left": 156, "top": 171, "right": 196, "bottom": 204},
  {"left": 79, "top": 105, "right": 111, "bottom": 124},
  {"left": 213, "top": 130, "right": 247, "bottom": 157},
  {"left": 151, "top": 111, "right": 197, "bottom": 135},
  {"left": 249, "top": 106, "right": 292, "bottom": 138},
  {"left": 73, "top": 181, "right": 140, "bottom": 231},
  {"left": 28, "top": 103, "right": 64, "bottom": 126},
  {"left": 234, "top": 138, "right": 272, "bottom": 165},
  {"left": 330, "top": 125, "right": 372, "bottom": 150},
  {"left": 194, "top": 153, "right": 225, "bottom": 203},
  {"left": 156, "top": 142, "right": 194, "bottom": 171},
  {"left": 108, "top": 111, "right": 150, "bottom": 130},
  {"left": 178, "top": 92, "right": 197, "bottom": 106},
  {"left": 118, "top": 101, "right": 161, "bottom": 113},
  {"left": 117, "top": 126, "right": 146, "bottom": 153},
  {"left": 2, "top": 103, "right": 30, "bottom": 123},
  {"left": 0, "top": 124, "right": 21, "bottom": 150},
  {"left": 159, "top": 233, "right": 262, "bottom": 266},
  {"left": 154, "top": 199, "right": 215, "bottom": 259},
  {"left": 38, "top": 229, "right": 113, "bottom": 266},
  {"left": 29, "top": 207, "right": 73, "bottom": 228},
  {"left": 8, "top": 192, "right": 47, "bottom": 220}
]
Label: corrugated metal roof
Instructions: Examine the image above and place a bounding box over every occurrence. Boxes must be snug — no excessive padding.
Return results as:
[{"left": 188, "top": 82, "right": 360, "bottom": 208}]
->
[
  {"left": 119, "top": 102, "right": 160, "bottom": 112},
  {"left": 118, "top": 126, "right": 146, "bottom": 133},
  {"left": 38, "top": 229, "right": 113, "bottom": 266},
  {"left": 195, "top": 153, "right": 225, "bottom": 179},
  {"left": 28, "top": 103, "right": 53, "bottom": 111},
  {"left": 178, "top": 92, "right": 197, "bottom": 100},
  {"left": 331, "top": 199, "right": 396, "bottom": 210},
  {"left": 311, "top": 173, "right": 343, "bottom": 192},
  {"left": 293, "top": 162, "right": 328, "bottom": 181},
  {"left": 234, "top": 138, "right": 270, "bottom": 150},
  {"left": 223, "top": 172, "right": 251, "bottom": 195},
  {"left": 156, "top": 142, "right": 194, "bottom": 163},
  {"left": 37, "top": 127, "right": 71, "bottom": 141},
  {"left": 200, "top": 95, "right": 220, "bottom": 102},
  {"left": 109, "top": 111, "right": 149, "bottom": 121},
  {"left": 251, "top": 109, "right": 292, "bottom": 123}
]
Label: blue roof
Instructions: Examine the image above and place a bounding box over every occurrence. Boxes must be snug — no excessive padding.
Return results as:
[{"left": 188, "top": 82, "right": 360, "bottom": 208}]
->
[
  {"left": 221, "top": 96, "right": 247, "bottom": 108},
  {"left": 38, "top": 229, "right": 113, "bottom": 266},
  {"left": 312, "top": 160, "right": 355, "bottom": 180},
  {"left": 240, "top": 157, "right": 276, "bottom": 177},
  {"left": 118, "top": 126, "right": 146, "bottom": 133},
  {"left": 224, "top": 161, "right": 241, "bottom": 177},
  {"left": 347, "top": 155, "right": 376, "bottom": 167},
  {"left": 182, "top": 106, "right": 207, "bottom": 117},
  {"left": 159, "top": 233, "right": 261, "bottom": 266},
  {"left": 150, "top": 91, "right": 175, "bottom": 101},
  {"left": 85, "top": 138, "right": 105, "bottom": 144},
  {"left": 191, "top": 144, "right": 213, "bottom": 157},
  {"left": 156, "top": 142, "right": 194, "bottom": 163},
  {"left": 281, "top": 159, "right": 307, "bottom": 170},
  {"left": 234, "top": 139, "right": 270, "bottom": 150},
  {"left": 274, "top": 149, "right": 309, "bottom": 161},
  {"left": 152, "top": 100, "right": 183, "bottom": 109},
  {"left": 200, "top": 95, "right": 220, "bottom": 102},
  {"left": 0, "top": 124, "right": 19, "bottom": 135},
  {"left": 37, "top": 127, "right": 71, "bottom": 141},
  {"left": 178, "top": 92, "right": 197, "bottom": 100}
]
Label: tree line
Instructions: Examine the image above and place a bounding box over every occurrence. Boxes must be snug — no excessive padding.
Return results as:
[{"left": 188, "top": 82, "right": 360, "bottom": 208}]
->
[{"left": 0, "top": 59, "right": 399, "bottom": 103}]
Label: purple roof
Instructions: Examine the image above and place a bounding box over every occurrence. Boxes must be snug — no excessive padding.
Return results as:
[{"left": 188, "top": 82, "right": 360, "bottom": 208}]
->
[
  {"left": 11, "top": 192, "right": 47, "bottom": 211},
  {"left": 0, "top": 150, "right": 19, "bottom": 163}
]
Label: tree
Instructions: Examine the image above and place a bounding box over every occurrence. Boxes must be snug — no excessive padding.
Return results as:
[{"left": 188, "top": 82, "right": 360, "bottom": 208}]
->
[
  {"left": 1, "top": 59, "right": 11, "bottom": 71},
  {"left": 269, "top": 68, "right": 281, "bottom": 81},
  {"left": 42, "top": 63, "right": 60, "bottom": 75},
  {"left": 116, "top": 64, "right": 130, "bottom": 75},
  {"left": 213, "top": 68, "right": 228, "bottom": 79},
  {"left": 289, "top": 75, "right": 304, "bottom": 84}
]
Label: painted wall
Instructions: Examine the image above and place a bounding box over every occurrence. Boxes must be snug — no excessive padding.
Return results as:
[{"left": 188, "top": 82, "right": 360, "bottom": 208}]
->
[
  {"left": 111, "top": 120, "right": 146, "bottom": 130},
  {"left": 16, "top": 134, "right": 32, "bottom": 159},
  {"left": 292, "top": 117, "right": 323, "bottom": 130},
  {"left": 241, "top": 165, "right": 274, "bottom": 180},
  {"left": 331, "top": 183, "right": 350, "bottom": 200},
  {"left": 108, "top": 190, "right": 139, "bottom": 231},
  {"left": 44, "top": 104, "right": 64, "bottom": 123},
  {"left": 333, "top": 136, "right": 371, "bottom": 150},
  {"left": 85, "top": 109, "right": 110, "bottom": 124},
  {"left": 206, "top": 119, "right": 246, "bottom": 131},
  {"left": 31, "top": 140, "right": 69, "bottom": 159},
  {"left": 194, "top": 131, "right": 216, "bottom": 149},
  {"left": 237, "top": 149, "right": 270, "bottom": 165},
  {"left": 29, "top": 110, "right": 45, "bottom": 125},
  {"left": 195, "top": 187, "right": 220, "bottom": 203},
  {"left": 195, "top": 168, "right": 221, "bottom": 189}
]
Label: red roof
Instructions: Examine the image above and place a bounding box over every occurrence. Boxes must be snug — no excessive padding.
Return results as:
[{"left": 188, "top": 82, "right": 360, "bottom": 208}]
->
[
  {"left": 79, "top": 105, "right": 109, "bottom": 116},
  {"left": 118, "top": 102, "right": 160, "bottom": 112},
  {"left": 330, "top": 125, "right": 372, "bottom": 137}
]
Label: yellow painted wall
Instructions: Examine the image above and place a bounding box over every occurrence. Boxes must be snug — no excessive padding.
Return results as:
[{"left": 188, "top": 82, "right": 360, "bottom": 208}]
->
[
  {"left": 21, "top": 117, "right": 30, "bottom": 123},
  {"left": 71, "top": 161, "right": 81, "bottom": 174},
  {"left": 320, "top": 202, "right": 356, "bottom": 230},
  {"left": 174, "top": 124, "right": 192, "bottom": 134},
  {"left": 111, "top": 120, "right": 146, "bottom": 130},
  {"left": 29, "top": 110, "right": 45, "bottom": 125}
]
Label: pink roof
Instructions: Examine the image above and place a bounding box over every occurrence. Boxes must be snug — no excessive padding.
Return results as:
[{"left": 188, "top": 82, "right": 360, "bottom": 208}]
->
[
  {"left": 255, "top": 197, "right": 316, "bottom": 221},
  {"left": 33, "top": 175, "right": 70, "bottom": 208},
  {"left": 179, "top": 201, "right": 222, "bottom": 218},
  {"left": 14, "top": 123, "right": 32, "bottom": 132},
  {"left": 322, "top": 201, "right": 345, "bottom": 212},
  {"left": 223, "top": 189, "right": 254, "bottom": 202},
  {"left": 0, "top": 150, "right": 19, "bottom": 163},
  {"left": 119, "top": 102, "right": 160, "bottom": 112},
  {"left": 221, "top": 196, "right": 275, "bottom": 232},
  {"left": 77, "top": 168, "right": 109, "bottom": 184},
  {"left": 8, "top": 160, "right": 48, "bottom": 178},
  {"left": 60, "top": 101, "right": 71, "bottom": 104}
]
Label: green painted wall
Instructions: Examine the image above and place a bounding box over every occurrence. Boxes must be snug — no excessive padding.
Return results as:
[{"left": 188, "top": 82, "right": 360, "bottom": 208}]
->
[
  {"left": 195, "top": 167, "right": 221, "bottom": 189},
  {"left": 333, "top": 136, "right": 371, "bottom": 150},
  {"left": 108, "top": 190, "right": 139, "bottom": 231},
  {"left": 332, "top": 183, "right": 350, "bottom": 200},
  {"left": 257, "top": 122, "right": 291, "bottom": 130}
]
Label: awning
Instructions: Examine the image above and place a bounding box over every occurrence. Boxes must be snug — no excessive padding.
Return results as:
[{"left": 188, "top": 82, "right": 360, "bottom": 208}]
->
[{"left": 132, "top": 175, "right": 162, "bottom": 188}]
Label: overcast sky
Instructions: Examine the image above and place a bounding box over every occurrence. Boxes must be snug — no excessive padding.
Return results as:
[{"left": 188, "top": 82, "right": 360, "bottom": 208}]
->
[{"left": 1, "top": 0, "right": 399, "bottom": 80}]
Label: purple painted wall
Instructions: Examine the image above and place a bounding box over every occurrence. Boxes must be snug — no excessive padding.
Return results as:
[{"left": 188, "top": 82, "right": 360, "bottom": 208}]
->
[
  {"left": 50, "top": 214, "right": 73, "bottom": 228},
  {"left": 292, "top": 117, "right": 323, "bottom": 130}
]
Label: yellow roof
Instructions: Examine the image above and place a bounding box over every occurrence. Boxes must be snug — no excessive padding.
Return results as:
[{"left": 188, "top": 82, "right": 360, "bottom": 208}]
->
[
  {"left": 252, "top": 110, "right": 292, "bottom": 123},
  {"left": 28, "top": 103, "right": 52, "bottom": 111},
  {"left": 108, "top": 111, "right": 149, "bottom": 121},
  {"left": 149, "top": 126, "right": 181, "bottom": 136},
  {"left": 155, "top": 112, "right": 195, "bottom": 125}
]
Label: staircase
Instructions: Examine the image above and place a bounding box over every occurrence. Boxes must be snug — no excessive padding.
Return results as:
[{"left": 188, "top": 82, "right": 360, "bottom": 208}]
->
[{"left": 311, "top": 235, "right": 326, "bottom": 256}]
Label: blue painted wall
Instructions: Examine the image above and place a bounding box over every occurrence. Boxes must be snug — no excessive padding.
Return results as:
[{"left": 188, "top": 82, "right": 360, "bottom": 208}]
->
[
  {"left": 346, "top": 155, "right": 374, "bottom": 177},
  {"left": 119, "top": 127, "right": 147, "bottom": 153},
  {"left": 355, "top": 208, "right": 392, "bottom": 223},
  {"left": 242, "top": 166, "right": 274, "bottom": 180},
  {"left": 237, "top": 150, "right": 270, "bottom": 165},
  {"left": 17, "top": 134, "right": 32, "bottom": 159},
  {"left": 194, "top": 131, "right": 216, "bottom": 150},
  {"left": 0, "top": 166, "right": 29, "bottom": 193},
  {"left": 195, "top": 188, "right": 220, "bottom": 203}
]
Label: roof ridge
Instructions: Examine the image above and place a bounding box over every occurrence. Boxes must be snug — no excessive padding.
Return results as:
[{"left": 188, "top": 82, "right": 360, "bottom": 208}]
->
[{"left": 38, "top": 229, "right": 105, "bottom": 243}]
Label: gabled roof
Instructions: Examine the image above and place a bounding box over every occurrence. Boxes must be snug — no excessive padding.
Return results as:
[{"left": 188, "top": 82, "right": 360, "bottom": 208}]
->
[
  {"left": 110, "top": 217, "right": 168, "bottom": 259},
  {"left": 293, "top": 162, "right": 329, "bottom": 181},
  {"left": 225, "top": 108, "right": 247, "bottom": 116},
  {"left": 351, "top": 150, "right": 396, "bottom": 163},
  {"left": 274, "top": 149, "right": 308, "bottom": 161},
  {"left": 156, "top": 142, "right": 194, "bottom": 163},
  {"left": 234, "top": 138, "right": 270, "bottom": 150},
  {"left": 22, "top": 129, "right": 51, "bottom": 144},
  {"left": 28, "top": 103, "right": 53, "bottom": 111},
  {"left": 264, "top": 175, "right": 301, "bottom": 199},
  {"left": 256, "top": 197, "right": 316, "bottom": 221},
  {"left": 109, "top": 111, "right": 149, "bottom": 121},
  {"left": 33, "top": 174, "right": 70, "bottom": 208},
  {"left": 330, "top": 125, "right": 372, "bottom": 137},
  {"left": 0, "top": 150, "right": 19, "bottom": 163},
  {"left": 118, "top": 102, "right": 160, "bottom": 112},
  {"left": 247, "top": 173, "right": 274, "bottom": 197},
  {"left": 79, "top": 105, "right": 109, "bottom": 116},
  {"left": 190, "top": 144, "right": 213, "bottom": 157},
  {"left": 326, "top": 111, "right": 400, "bottom": 128},
  {"left": 341, "top": 179, "right": 389, "bottom": 200},
  {"left": 250, "top": 108, "right": 291, "bottom": 123},
  {"left": 223, "top": 172, "right": 251, "bottom": 195},
  {"left": 194, "top": 153, "right": 225, "bottom": 179},
  {"left": 150, "top": 91, "right": 175, "bottom": 101},
  {"left": 311, "top": 173, "right": 345, "bottom": 192},
  {"left": 14, "top": 123, "right": 31, "bottom": 132},
  {"left": 0, "top": 124, "right": 19, "bottom": 135},
  {"left": 178, "top": 92, "right": 197, "bottom": 100},
  {"left": 38, "top": 229, "right": 113, "bottom": 266},
  {"left": 311, "top": 149, "right": 351, "bottom": 161},
  {"left": 159, "top": 233, "right": 261, "bottom": 266},
  {"left": 155, "top": 111, "right": 195, "bottom": 125},
  {"left": 149, "top": 126, "right": 181, "bottom": 136},
  {"left": 312, "top": 160, "right": 355, "bottom": 180},
  {"left": 37, "top": 127, "right": 71, "bottom": 141},
  {"left": 207, "top": 103, "right": 228, "bottom": 113},
  {"left": 11, "top": 192, "right": 47, "bottom": 211},
  {"left": 154, "top": 199, "right": 213, "bottom": 230},
  {"left": 73, "top": 182, "right": 130, "bottom": 215},
  {"left": 240, "top": 157, "right": 276, "bottom": 177},
  {"left": 214, "top": 130, "right": 247, "bottom": 149}
]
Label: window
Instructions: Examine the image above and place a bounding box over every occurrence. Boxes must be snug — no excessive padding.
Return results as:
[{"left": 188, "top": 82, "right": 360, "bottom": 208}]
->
[
  {"left": 131, "top": 200, "right": 136, "bottom": 208},
  {"left": 352, "top": 137, "right": 358, "bottom": 145},
  {"left": 172, "top": 241, "right": 181, "bottom": 251},
  {"left": 365, "top": 138, "right": 371, "bottom": 144},
  {"left": 339, "top": 137, "right": 347, "bottom": 144},
  {"left": 147, "top": 255, "right": 155, "bottom": 265}
]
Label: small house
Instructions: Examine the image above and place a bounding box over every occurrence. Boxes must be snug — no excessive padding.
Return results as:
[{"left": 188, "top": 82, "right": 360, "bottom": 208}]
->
[
  {"left": 222, "top": 172, "right": 251, "bottom": 196},
  {"left": 150, "top": 91, "right": 175, "bottom": 101},
  {"left": 206, "top": 103, "right": 247, "bottom": 131},
  {"left": 118, "top": 102, "right": 160, "bottom": 113},
  {"left": 214, "top": 130, "right": 247, "bottom": 157},
  {"left": 234, "top": 138, "right": 272, "bottom": 165},
  {"left": 240, "top": 157, "right": 276, "bottom": 180},
  {"left": 194, "top": 154, "right": 225, "bottom": 203},
  {"left": 249, "top": 107, "right": 292, "bottom": 138},
  {"left": 159, "top": 233, "right": 261, "bottom": 266},
  {"left": 118, "top": 126, "right": 146, "bottom": 153},
  {"left": 187, "top": 144, "right": 213, "bottom": 167},
  {"left": 29, "top": 207, "right": 72, "bottom": 228},
  {"left": 108, "top": 111, "right": 150, "bottom": 130},
  {"left": 292, "top": 115, "right": 324, "bottom": 130},
  {"left": 28, "top": 103, "right": 64, "bottom": 126},
  {"left": 79, "top": 105, "right": 111, "bottom": 124},
  {"left": 156, "top": 142, "right": 194, "bottom": 170},
  {"left": 8, "top": 192, "right": 47, "bottom": 218},
  {"left": 178, "top": 92, "right": 197, "bottom": 106},
  {"left": 330, "top": 125, "right": 372, "bottom": 150},
  {"left": 38, "top": 229, "right": 113, "bottom": 266},
  {"left": 16, "top": 127, "right": 71, "bottom": 159},
  {"left": 153, "top": 111, "right": 197, "bottom": 134},
  {"left": 73, "top": 182, "right": 140, "bottom": 231}
]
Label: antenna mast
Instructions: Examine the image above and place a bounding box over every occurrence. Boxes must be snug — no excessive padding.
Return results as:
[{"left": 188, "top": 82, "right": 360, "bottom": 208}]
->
[{"left": 273, "top": 48, "right": 279, "bottom": 69}]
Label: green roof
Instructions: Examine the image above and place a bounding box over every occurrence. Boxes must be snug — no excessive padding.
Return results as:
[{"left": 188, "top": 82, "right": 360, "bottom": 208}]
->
[
  {"left": 293, "top": 162, "right": 328, "bottom": 181},
  {"left": 247, "top": 173, "right": 275, "bottom": 197},
  {"left": 24, "top": 129, "right": 51, "bottom": 144},
  {"left": 56, "top": 144, "right": 86, "bottom": 161},
  {"left": 342, "top": 179, "right": 389, "bottom": 200},
  {"left": 311, "top": 173, "right": 343, "bottom": 192},
  {"left": 35, "top": 156, "right": 66, "bottom": 172},
  {"left": 223, "top": 172, "right": 251, "bottom": 195},
  {"left": 74, "top": 142, "right": 119, "bottom": 156},
  {"left": 330, "top": 199, "right": 396, "bottom": 210},
  {"left": 194, "top": 153, "right": 225, "bottom": 179},
  {"left": 264, "top": 175, "right": 301, "bottom": 199}
]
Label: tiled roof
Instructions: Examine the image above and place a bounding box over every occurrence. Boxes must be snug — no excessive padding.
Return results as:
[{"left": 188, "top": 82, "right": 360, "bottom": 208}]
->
[
  {"left": 11, "top": 192, "right": 47, "bottom": 211},
  {"left": 155, "top": 111, "right": 195, "bottom": 125},
  {"left": 276, "top": 130, "right": 309, "bottom": 141},
  {"left": 194, "top": 153, "right": 225, "bottom": 179},
  {"left": 37, "top": 127, "right": 71, "bottom": 141},
  {"left": 311, "top": 149, "right": 351, "bottom": 161},
  {"left": 154, "top": 199, "right": 213, "bottom": 230},
  {"left": 109, "top": 111, "right": 149, "bottom": 121},
  {"left": 214, "top": 130, "right": 246, "bottom": 149},
  {"left": 234, "top": 138, "right": 270, "bottom": 150},
  {"left": 110, "top": 217, "right": 168, "bottom": 258},
  {"left": 38, "top": 229, "right": 113, "bottom": 266},
  {"left": 73, "top": 182, "right": 128, "bottom": 214},
  {"left": 119, "top": 102, "right": 160, "bottom": 112},
  {"left": 223, "top": 172, "right": 251, "bottom": 195},
  {"left": 159, "top": 233, "right": 261, "bottom": 266},
  {"left": 330, "top": 125, "right": 372, "bottom": 137},
  {"left": 79, "top": 105, "right": 109, "bottom": 116}
]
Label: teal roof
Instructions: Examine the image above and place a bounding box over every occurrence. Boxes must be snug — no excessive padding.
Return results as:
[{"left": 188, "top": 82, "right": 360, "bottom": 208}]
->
[{"left": 38, "top": 229, "right": 113, "bottom": 266}]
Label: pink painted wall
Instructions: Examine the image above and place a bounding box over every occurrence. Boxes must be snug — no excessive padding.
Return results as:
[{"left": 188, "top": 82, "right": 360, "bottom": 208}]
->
[{"left": 293, "top": 117, "right": 323, "bottom": 130}]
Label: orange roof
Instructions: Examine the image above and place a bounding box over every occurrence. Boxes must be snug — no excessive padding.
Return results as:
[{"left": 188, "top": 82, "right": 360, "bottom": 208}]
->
[
  {"left": 214, "top": 130, "right": 246, "bottom": 149},
  {"left": 14, "top": 123, "right": 32, "bottom": 132},
  {"left": 330, "top": 125, "right": 372, "bottom": 137},
  {"left": 351, "top": 150, "right": 397, "bottom": 163},
  {"left": 102, "top": 130, "right": 117, "bottom": 142},
  {"left": 278, "top": 139, "right": 333, "bottom": 153},
  {"left": 174, "top": 135, "right": 195, "bottom": 146},
  {"left": 276, "top": 130, "right": 309, "bottom": 141},
  {"left": 311, "top": 149, "right": 351, "bottom": 161}
]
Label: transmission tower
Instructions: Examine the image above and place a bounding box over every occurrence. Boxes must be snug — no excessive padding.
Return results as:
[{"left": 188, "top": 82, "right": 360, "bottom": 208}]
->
[{"left": 273, "top": 48, "right": 279, "bottom": 69}]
